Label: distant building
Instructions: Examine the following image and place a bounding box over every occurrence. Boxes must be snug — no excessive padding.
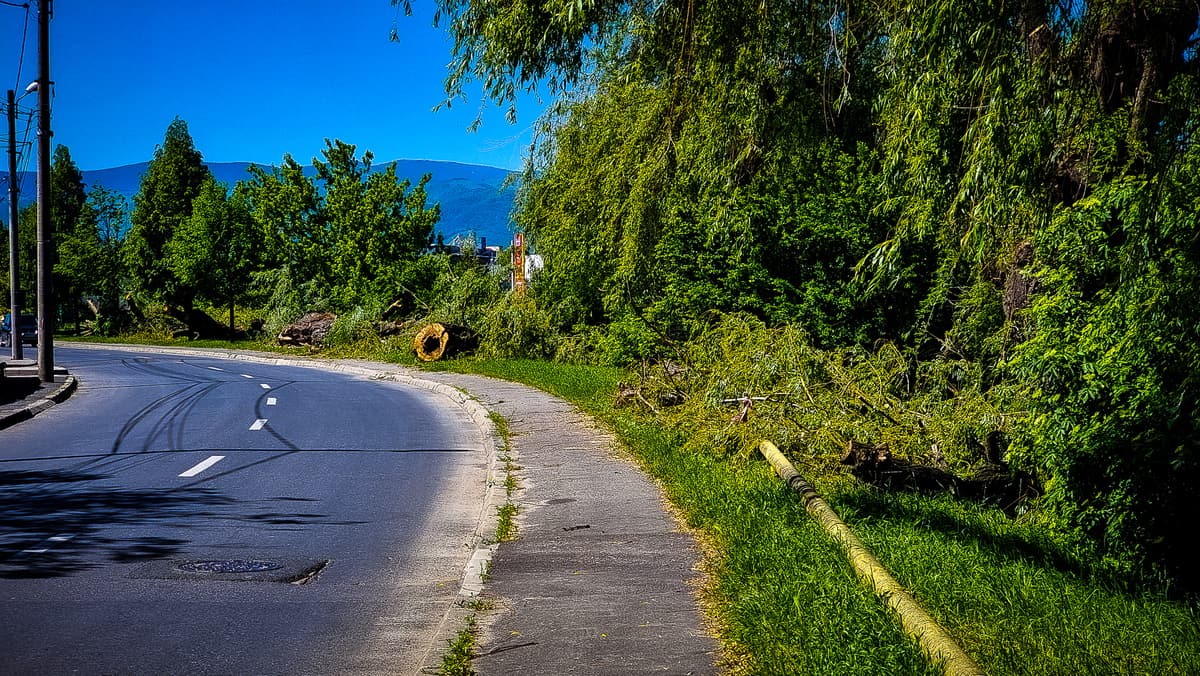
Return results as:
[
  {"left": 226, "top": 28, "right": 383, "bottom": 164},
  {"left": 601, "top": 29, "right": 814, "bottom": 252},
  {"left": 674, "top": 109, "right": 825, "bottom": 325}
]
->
[
  {"left": 525, "top": 254, "right": 544, "bottom": 283},
  {"left": 436, "top": 233, "right": 500, "bottom": 268}
]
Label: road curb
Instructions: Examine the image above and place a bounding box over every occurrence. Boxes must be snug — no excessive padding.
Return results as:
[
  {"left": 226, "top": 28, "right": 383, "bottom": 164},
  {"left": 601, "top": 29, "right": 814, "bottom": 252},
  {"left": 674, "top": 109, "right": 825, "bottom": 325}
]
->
[{"left": 0, "top": 374, "right": 79, "bottom": 431}]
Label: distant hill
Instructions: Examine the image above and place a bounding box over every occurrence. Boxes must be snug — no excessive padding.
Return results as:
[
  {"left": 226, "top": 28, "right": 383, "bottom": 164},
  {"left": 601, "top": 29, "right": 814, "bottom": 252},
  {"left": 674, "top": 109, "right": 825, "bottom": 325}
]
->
[{"left": 9, "top": 159, "right": 520, "bottom": 247}]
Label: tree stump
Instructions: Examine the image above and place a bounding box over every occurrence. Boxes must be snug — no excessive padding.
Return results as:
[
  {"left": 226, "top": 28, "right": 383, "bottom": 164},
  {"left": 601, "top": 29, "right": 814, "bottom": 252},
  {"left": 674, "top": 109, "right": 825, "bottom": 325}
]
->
[
  {"left": 413, "top": 323, "right": 478, "bottom": 361},
  {"left": 841, "top": 439, "right": 1039, "bottom": 514},
  {"left": 277, "top": 312, "right": 337, "bottom": 346}
]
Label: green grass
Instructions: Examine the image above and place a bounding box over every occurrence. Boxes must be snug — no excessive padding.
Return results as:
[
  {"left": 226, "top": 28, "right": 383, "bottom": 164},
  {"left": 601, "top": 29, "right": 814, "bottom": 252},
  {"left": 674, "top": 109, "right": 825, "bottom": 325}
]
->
[
  {"left": 494, "top": 502, "right": 518, "bottom": 543},
  {"left": 62, "top": 338, "right": 1200, "bottom": 674},
  {"left": 487, "top": 409, "right": 520, "bottom": 542},
  {"left": 429, "top": 357, "right": 1200, "bottom": 675},
  {"left": 438, "top": 615, "right": 477, "bottom": 676},
  {"left": 836, "top": 491, "right": 1200, "bottom": 675}
]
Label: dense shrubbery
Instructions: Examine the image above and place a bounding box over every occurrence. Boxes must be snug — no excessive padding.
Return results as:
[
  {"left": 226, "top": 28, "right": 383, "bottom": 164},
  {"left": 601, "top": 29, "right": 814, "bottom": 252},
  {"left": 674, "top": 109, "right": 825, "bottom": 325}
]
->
[{"left": 422, "top": 0, "right": 1200, "bottom": 588}]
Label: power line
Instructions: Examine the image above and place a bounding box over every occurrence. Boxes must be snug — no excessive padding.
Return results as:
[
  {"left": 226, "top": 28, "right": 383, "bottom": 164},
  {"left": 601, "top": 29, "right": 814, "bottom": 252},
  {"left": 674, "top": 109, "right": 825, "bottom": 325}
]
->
[{"left": 13, "top": 2, "right": 30, "bottom": 92}]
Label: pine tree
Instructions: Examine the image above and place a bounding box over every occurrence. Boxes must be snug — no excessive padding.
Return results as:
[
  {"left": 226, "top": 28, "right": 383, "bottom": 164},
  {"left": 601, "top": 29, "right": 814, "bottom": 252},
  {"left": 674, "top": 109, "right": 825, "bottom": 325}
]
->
[{"left": 125, "top": 117, "right": 210, "bottom": 310}]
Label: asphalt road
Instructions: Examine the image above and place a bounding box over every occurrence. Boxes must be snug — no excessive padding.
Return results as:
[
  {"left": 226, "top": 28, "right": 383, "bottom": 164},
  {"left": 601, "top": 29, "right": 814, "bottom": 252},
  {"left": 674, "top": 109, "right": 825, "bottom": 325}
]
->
[{"left": 0, "top": 345, "right": 491, "bottom": 675}]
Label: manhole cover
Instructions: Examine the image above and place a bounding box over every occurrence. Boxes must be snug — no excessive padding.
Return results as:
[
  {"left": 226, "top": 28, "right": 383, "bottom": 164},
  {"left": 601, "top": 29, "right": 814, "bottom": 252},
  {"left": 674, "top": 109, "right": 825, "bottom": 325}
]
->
[
  {"left": 177, "top": 559, "right": 284, "bottom": 574},
  {"left": 132, "top": 556, "right": 329, "bottom": 583}
]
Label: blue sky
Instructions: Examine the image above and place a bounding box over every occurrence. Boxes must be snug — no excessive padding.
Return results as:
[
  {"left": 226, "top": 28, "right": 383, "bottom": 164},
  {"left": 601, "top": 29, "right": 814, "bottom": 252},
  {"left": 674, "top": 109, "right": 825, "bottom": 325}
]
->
[{"left": 0, "top": 1, "right": 548, "bottom": 171}]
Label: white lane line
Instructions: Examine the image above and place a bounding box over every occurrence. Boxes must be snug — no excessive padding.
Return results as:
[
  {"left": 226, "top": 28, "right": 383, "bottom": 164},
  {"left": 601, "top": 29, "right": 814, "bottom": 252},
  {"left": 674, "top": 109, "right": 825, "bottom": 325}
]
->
[
  {"left": 180, "top": 455, "right": 226, "bottom": 478},
  {"left": 249, "top": 418, "right": 268, "bottom": 431},
  {"left": 23, "top": 533, "right": 75, "bottom": 555},
  {"left": 266, "top": 397, "right": 277, "bottom": 406},
  {"left": 240, "top": 374, "right": 254, "bottom": 379},
  {"left": 207, "top": 366, "right": 224, "bottom": 371},
  {"left": 260, "top": 383, "right": 271, "bottom": 389}
]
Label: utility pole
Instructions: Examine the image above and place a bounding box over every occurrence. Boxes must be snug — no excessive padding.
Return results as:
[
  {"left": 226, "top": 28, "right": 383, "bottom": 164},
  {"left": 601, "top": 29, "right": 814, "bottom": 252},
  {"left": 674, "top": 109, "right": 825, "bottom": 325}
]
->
[
  {"left": 35, "top": 0, "right": 52, "bottom": 382},
  {"left": 6, "top": 89, "right": 22, "bottom": 361}
]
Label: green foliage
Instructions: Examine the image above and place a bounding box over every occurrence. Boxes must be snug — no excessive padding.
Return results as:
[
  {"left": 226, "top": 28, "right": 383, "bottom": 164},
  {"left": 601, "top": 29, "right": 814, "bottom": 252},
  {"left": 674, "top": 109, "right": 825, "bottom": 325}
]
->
[
  {"left": 590, "top": 313, "right": 661, "bottom": 366},
  {"left": 126, "top": 118, "right": 211, "bottom": 309},
  {"left": 423, "top": 256, "right": 504, "bottom": 327},
  {"left": 325, "top": 303, "right": 385, "bottom": 347},
  {"left": 255, "top": 266, "right": 324, "bottom": 338},
  {"left": 1009, "top": 170, "right": 1200, "bottom": 581},
  {"left": 477, "top": 293, "right": 558, "bottom": 360},
  {"left": 246, "top": 139, "right": 440, "bottom": 313},
  {"left": 167, "top": 177, "right": 260, "bottom": 332},
  {"left": 519, "top": 81, "right": 901, "bottom": 349},
  {"left": 48, "top": 146, "right": 87, "bottom": 310},
  {"left": 50, "top": 145, "right": 88, "bottom": 246},
  {"left": 56, "top": 185, "right": 128, "bottom": 333},
  {"left": 10, "top": 205, "right": 35, "bottom": 299},
  {"left": 629, "top": 314, "right": 1010, "bottom": 481},
  {"left": 438, "top": 615, "right": 477, "bottom": 676}
]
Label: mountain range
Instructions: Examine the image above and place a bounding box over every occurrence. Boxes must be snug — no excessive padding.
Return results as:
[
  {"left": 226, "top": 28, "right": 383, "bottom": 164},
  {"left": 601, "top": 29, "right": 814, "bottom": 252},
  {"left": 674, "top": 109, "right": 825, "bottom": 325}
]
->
[{"left": 8, "top": 159, "right": 520, "bottom": 247}]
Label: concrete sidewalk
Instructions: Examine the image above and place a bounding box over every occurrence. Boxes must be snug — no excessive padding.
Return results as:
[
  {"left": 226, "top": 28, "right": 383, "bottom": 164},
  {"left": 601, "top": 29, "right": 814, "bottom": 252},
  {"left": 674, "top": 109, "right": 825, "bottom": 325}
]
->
[
  {"left": 414, "top": 370, "right": 720, "bottom": 675},
  {"left": 1, "top": 346, "right": 720, "bottom": 674},
  {"left": 0, "top": 358, "right": 76, "bottom": 430}
]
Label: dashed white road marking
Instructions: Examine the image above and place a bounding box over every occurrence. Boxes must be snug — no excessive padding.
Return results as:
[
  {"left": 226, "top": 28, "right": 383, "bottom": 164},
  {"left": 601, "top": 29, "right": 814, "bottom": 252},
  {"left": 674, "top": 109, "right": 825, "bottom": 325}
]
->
[
  {"left": 249, "top": 418, "right": 268, "bottom": 431},
  {"left": 266, "top": 397, "right": 277, "bottom": 406},
  {"left": 207, "top": 366, "right": 223, "bottom": 371},
  {"left": 23, "top": 534, "right": 75, "bottom": 555},
  {"left": 180, "top": 455, "right": 226, "bottom": 478},
  {"left": 260, "top": 383, "right": 271, "bottom": 389},
  {"left": 240, "top": 374, "right": 254, "bottom": 379}
]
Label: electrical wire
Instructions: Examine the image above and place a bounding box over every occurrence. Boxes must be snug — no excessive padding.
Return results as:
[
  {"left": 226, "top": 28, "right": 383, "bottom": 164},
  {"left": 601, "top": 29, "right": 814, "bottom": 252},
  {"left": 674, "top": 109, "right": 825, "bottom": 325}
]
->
[
  {"left": 13, "top": 2, "right": 31, "bottom": 92},
  {"left": 0, "top": 106, "right": 35, "bottom": 209}
]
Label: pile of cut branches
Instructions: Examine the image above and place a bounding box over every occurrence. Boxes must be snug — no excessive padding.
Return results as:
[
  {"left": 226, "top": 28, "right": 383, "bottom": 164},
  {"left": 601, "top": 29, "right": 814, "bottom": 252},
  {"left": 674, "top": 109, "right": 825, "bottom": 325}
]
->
[{"left": 621, "top": 314, "right": 1029, "bottom": 505}]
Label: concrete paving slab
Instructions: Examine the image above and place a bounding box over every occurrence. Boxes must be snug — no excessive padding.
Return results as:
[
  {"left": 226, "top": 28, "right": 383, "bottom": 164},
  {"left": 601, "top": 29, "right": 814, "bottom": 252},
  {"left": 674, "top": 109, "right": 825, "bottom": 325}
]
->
[{"left": 416, "top": 371, "right": 720, "bottom": 675}]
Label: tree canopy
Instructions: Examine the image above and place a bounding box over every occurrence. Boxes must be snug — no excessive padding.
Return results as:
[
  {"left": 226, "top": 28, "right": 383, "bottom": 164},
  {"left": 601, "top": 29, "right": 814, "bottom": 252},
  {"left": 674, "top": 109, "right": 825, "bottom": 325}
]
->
[
  {"left": 247, "top": 139, "right": 440, "bottom": 312},
  {"left": 125, "top": 117, "right": 211, "bottom": 310}
]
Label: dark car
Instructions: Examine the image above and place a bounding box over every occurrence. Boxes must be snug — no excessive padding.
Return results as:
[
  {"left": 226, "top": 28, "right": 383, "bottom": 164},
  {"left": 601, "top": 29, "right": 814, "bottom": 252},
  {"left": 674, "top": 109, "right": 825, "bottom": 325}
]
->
[{"left": 0, "top": 313, "right": 37, "bottom": 347}]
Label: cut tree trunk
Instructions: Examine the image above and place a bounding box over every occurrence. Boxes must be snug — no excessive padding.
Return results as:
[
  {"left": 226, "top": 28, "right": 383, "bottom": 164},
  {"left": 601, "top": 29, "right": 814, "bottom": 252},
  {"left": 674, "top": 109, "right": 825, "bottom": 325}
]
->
[
  {"left": 413, "top": 323, "right": 478, "bottom": 361},
  {"left": 277, "top": 312, "right": 336, "bottom": 347},
  {"left": 840, "top": 440, "right": 1038, "bottom": 514}
]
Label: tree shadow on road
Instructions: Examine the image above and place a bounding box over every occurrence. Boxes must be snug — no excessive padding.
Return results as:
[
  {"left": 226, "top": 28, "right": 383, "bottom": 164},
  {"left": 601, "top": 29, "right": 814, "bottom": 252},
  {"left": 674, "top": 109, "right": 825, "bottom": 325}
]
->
[
  {"left": 0, "top": 466, "right": 364, "bottom": 579},
  {"left": 0, "top": 467, "right": 235, "bottom": 578}
]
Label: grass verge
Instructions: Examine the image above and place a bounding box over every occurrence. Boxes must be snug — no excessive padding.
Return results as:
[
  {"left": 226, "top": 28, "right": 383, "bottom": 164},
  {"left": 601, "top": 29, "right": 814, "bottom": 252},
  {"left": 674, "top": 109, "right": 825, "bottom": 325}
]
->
[
  {"left": 488, "top": 410, "right": 520, "bottom": 543},
  {"left": 430, "top": 358, "right": 1200, "bottom": 676}
]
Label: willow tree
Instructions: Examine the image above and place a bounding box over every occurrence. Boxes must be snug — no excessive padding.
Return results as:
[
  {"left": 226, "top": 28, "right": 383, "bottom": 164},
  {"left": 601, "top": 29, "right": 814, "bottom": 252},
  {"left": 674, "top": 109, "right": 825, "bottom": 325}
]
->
[
  {"left": 411, "top": 0, "right": 1200, "bottom": 581},
  {"left": 402, "top": 0, "right": 898, "bottom": 348},
  {"left": 865, "top": 1, "right": 1200, "bottom": 578}
]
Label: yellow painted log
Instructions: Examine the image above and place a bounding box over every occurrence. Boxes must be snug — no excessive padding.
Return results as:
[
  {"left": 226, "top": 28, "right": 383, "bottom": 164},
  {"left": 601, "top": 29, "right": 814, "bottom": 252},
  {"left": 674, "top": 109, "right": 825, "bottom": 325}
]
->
[
  {"left": 413, "top": 323, "right": 478, "bottom": 361},
  {"left": 758, "top": 440, "right": 987, "bottom": 676}
]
